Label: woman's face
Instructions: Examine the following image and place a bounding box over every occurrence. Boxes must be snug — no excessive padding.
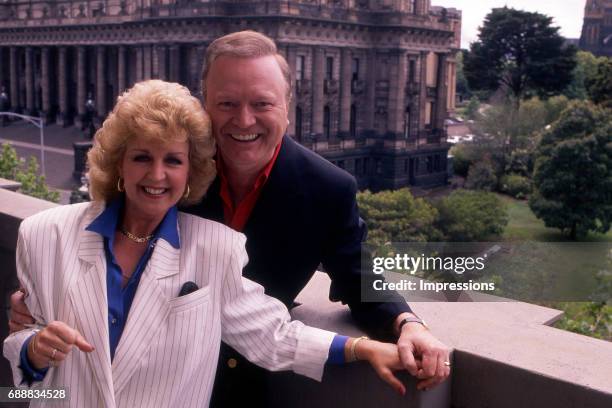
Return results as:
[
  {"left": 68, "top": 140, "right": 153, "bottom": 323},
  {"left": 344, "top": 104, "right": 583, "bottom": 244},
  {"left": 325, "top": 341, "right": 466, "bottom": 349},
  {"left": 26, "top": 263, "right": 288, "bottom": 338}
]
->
[{"left": 119, "top": 136, "right": 190, "bottom": 220}]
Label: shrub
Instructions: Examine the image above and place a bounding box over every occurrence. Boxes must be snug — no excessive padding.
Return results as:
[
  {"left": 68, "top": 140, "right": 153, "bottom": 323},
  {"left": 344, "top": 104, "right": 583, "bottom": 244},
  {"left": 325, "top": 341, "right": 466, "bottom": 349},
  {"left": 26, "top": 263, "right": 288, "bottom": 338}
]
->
[
  {"left": 500, "top": 174, "right": 532, "bottom": 199},
  {"left": 465, "top": 159, "right": 497, "bottom": 191},
  {"left": 435, "top": 189, "right": 508, "bottom": 241}
]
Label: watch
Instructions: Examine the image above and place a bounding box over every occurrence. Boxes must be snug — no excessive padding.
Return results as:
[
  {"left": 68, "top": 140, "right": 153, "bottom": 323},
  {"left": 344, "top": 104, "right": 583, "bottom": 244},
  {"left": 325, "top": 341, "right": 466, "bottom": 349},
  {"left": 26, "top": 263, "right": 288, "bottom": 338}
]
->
[{"left": 399, "top": 315, "right": 428, "bottom": 331}]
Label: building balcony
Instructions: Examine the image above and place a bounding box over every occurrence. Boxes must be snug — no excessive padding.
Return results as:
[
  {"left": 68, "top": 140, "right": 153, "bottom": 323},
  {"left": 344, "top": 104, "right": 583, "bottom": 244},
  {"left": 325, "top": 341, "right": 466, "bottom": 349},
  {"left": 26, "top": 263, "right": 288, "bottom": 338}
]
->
[{"left": 1, "top": 186, "right": 611, "bottom": 408}]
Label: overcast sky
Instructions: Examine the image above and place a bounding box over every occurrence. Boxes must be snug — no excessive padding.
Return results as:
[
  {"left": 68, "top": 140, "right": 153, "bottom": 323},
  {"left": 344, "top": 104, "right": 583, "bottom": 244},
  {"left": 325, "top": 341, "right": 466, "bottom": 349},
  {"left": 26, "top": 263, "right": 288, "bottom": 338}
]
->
[{"left": 432, "top": 0, "right": 586, "bottom": 48}]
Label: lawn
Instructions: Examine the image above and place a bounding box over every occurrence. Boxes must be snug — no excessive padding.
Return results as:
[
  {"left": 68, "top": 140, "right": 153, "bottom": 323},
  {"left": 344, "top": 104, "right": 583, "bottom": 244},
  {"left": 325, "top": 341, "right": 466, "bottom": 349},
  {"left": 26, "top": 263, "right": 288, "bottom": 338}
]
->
[{"left": 497, "top": 194, "right": 611, "bottom": 341}]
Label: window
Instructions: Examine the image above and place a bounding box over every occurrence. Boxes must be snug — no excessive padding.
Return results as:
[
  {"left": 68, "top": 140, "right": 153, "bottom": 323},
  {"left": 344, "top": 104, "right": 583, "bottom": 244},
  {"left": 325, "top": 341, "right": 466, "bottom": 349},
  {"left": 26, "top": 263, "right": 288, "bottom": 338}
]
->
[
  {"left": 295, "top": 106, "right": 303, "bottom": 140},
  {"left": 326, "top": 56, "right": 334, "bottom": 80},
  {"left": 350, "top": 104, "right": 357, "bottom": 138},
  {"left": 296, "top": 55, "right": 305, "bottom": 81},
  {"left": 403, "top": 107, "right": 411, "bottom": 138},
  {"left": 323, "top": 106, "right": 331, "bottom": 139},
  {"left": 409, "top": 59, "right": 416, "bottom": 83},
  {"left": 425, "top": 102, "right": 432, "bottom": 126},
  {"left": 355, "top": 158, "right": 362, "bottom": 175}
]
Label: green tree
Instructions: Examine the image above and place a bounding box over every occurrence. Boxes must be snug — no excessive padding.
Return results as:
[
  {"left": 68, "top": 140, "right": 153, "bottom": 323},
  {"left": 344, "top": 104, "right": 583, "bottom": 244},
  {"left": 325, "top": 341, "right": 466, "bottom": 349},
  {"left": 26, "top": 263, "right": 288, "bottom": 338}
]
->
[
  {"left": 464, "top": 7, "right": 576, "bottom": 101},
  {"left": 357, "top": 188, "right": 440, "bottom": 247},
  {"left": 529, "top": 101, "right": 612, "bottom": 239},
  {"left": 455, "top": 50, "right": 471, "bottom": 99},
  {"left": 434, "top": 190, "right": 508, "bottom": 241},
  {"left": 465, "top": 158, "right": 497, "bottom": 191},
  {"left": 563, "top": 51, "right": 603, "bottom": 100},
  {"left": 586, "top": 58, "right": 612, "bottom": 109},
  {"left": 0, "top": 143, "right": 59, "bottom": 203}
]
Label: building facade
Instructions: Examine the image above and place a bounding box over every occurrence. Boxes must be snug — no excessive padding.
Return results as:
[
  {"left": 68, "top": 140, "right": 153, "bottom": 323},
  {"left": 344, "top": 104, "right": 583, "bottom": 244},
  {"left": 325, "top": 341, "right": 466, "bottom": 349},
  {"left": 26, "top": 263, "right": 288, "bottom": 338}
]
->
[
  {"left": 0, "top": 0, "right": 460, "bottom": 190},
  {"left": 580, "top": 0, "right": 612, "bottom": 57}
]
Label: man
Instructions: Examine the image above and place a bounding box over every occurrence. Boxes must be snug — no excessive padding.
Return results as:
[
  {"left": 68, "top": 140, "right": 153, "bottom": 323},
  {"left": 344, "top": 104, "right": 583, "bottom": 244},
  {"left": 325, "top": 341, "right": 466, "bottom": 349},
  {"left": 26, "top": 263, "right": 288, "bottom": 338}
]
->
[{"left": 10, "top": 31, "right": 450, "bottom": 406}]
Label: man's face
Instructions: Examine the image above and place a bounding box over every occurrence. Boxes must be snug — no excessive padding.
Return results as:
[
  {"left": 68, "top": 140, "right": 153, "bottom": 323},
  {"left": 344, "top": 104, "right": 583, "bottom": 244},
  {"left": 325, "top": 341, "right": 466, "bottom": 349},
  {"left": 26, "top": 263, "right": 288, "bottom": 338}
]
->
[{"left": 205, "top": 55, "right": 289, "bottom": 172}]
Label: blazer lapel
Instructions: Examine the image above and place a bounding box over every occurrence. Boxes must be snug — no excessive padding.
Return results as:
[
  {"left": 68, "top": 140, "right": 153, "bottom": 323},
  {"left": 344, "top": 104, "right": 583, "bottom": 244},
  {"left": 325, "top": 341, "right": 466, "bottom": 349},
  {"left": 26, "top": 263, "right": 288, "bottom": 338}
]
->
[
  {"left": 69, "top": 203, "right": 116, "bottom": 408},
  {"left": 111, "top": 239, "right": 180, "bottom": 395}
]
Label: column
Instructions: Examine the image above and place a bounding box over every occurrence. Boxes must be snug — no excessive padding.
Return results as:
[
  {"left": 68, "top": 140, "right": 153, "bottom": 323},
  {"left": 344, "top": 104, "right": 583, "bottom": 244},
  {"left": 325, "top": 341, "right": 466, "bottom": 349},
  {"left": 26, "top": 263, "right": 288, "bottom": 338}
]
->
[
  {"left": 311, "top": 47, "right": 324, "bottom": 140},
  {"left": 77, "top": 46, "right": 87, "bottom": 123},
  {"left": 168, "top": 45, "right": 180, "bottom": 83},
  {"left": 418, "top": 51, "right": 428, "bottom": 132},
  {"left": 435, "top": 53, "right": 448, "bottom": 131},
  {"left": 143, "top": 45, "right": 152, "bottom": 80},
  {"left": 41, "top": 47, "right": 51, "bottom": 120},
  {"left": 118, "top": 46, "right": 127, "bottom": 93},
  {"left": 9, "top": 47, "right": 19, "bottom": 111},
  {"left": 286, "top": 45, "right": 297, "bottom": 138},
  {"left": 57, "top": 47, "right": 68, "bottom": 125},
  {"left": 188, "top": 46, "right": 200, "bottom": 93},
  {"left": 387, "top": 50, "right": 407, "bottom": 139},
  {"left": 25, "top": 47, "right": 35, "bottom": 114},
  {"left": 154, "top": 45, "right": 166, "bottom": 80},
  {"left": 96, "top": 46, "right": 106, "bottom": 117},
  {"left": 135, "top": 46, "right": 144, "bottom": 82},
  {"left": 364, "top": 49, "right": 376, "bottom": 134},
  {"left": 339, "top": 48, "right": 352, "bottom": 139}
]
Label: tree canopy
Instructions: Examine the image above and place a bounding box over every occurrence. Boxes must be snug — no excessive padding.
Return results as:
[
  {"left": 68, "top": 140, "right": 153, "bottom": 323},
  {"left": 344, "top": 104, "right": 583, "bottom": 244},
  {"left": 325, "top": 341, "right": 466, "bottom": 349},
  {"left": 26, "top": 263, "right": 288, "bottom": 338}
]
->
[
  {"left": 464, "top": 7, "right": 576, "bottom": 101},
  {"left": 529, "top": 101, "right": 612, "bottom": 239},
  {"left": 586, "top": 58, "right": 612, "bottom": 109}
]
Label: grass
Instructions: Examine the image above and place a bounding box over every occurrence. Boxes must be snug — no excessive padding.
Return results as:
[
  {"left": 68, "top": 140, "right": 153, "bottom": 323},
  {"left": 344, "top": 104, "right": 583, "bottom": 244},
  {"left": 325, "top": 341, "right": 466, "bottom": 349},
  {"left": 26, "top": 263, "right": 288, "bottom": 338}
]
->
[{"left": 497, "top": 194, "right": 611, "bottom": 341}]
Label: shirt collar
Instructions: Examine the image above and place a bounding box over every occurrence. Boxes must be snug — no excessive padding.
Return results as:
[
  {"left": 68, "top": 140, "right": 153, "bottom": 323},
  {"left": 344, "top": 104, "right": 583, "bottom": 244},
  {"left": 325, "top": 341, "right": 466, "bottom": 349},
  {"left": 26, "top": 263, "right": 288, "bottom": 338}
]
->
[{"left": 86, "top": 197, "right": 181, "bottom": 249}]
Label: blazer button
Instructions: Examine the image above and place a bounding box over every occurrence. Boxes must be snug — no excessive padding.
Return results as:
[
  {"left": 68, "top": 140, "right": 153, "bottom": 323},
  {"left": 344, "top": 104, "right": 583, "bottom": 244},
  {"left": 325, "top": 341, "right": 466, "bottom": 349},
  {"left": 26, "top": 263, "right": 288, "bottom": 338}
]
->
[{"left": 227, "top": 358, "right": 238, "bottom": 369}]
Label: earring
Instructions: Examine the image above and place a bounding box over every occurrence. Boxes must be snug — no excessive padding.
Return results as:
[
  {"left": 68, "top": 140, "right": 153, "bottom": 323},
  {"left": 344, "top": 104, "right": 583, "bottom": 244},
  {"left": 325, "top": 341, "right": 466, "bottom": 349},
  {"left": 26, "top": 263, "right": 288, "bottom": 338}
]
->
[
  {"left": 183, "top": 184, "right": 190, "bottom": 199},
  {"left": 117, "top": 177, "right": 124, "bottom": 192}
]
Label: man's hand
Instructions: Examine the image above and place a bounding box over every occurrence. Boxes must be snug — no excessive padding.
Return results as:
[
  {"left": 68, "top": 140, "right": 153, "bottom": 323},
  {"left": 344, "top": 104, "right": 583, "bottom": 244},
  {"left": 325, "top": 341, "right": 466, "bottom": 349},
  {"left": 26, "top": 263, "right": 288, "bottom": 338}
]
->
[
  {"left": 395, "top": 313, "right": 451, "bottom": 391},
  {"left": 8, "top": 289, "right": 34, "bottom": 333}
]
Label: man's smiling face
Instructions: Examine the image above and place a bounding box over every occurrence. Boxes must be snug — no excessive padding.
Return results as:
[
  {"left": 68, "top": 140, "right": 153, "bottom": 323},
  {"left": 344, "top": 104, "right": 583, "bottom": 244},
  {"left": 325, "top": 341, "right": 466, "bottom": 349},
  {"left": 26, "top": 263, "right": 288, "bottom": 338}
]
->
[{"left": 205, "top": 55, "right": 289, "bottom": 172}]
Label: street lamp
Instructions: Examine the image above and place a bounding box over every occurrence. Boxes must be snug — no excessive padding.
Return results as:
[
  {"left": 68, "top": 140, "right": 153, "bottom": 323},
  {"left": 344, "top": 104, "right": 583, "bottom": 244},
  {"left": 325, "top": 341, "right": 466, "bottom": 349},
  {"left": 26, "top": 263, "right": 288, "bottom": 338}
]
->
[
  {"left": 84, "top": 92, "right": 96, "bottom": 139},
  {"left": 0, "top": 87, "right": 8, "bottom": 127}
]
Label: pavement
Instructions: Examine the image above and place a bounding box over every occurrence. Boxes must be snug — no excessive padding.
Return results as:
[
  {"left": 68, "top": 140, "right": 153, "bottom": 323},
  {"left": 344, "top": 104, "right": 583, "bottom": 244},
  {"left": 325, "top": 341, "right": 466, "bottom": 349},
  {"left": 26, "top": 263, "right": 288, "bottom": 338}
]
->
[{"left": 0, "top": 120, "right": 90, "bottom": 204}]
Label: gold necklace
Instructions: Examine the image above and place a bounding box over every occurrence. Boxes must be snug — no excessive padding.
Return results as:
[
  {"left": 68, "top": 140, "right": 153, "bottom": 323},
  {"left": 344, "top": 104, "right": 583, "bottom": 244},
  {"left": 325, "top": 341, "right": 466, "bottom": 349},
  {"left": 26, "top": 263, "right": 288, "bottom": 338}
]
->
[{"left": 120, "top": 228, "right": 154, "bottom": 243}]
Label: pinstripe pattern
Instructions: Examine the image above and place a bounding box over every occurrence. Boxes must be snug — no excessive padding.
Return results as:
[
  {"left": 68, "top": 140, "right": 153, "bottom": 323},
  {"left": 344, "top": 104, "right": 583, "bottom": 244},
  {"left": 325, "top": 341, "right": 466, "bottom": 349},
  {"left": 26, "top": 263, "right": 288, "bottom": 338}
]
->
[{"left": 4, "top": 202, "right": 335, "bottom": 407}]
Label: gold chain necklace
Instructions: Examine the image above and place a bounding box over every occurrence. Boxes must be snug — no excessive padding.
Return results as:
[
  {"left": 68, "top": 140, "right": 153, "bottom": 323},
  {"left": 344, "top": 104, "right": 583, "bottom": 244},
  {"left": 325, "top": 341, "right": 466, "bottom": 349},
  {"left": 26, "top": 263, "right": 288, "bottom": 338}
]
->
[{"left": 120, "top": 228, "right": 154, "bottom": 243}]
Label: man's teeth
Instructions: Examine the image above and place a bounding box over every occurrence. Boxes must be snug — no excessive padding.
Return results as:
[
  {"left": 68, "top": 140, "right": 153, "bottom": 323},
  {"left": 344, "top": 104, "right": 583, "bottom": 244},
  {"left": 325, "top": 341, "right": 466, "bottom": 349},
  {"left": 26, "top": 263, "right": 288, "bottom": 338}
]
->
[
  {"left": 143, "top": 187, "right": 166, "bottom": 195},
  {"left": 231, "top": 133, "right": 258, "bottom": 141}
]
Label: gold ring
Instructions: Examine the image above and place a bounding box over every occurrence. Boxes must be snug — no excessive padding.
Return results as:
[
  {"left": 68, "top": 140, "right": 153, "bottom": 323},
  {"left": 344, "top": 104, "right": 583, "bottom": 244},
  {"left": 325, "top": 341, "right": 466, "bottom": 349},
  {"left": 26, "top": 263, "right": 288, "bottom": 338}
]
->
[{"left": 444, "top": 361, "right": 451, "bottom": 366}]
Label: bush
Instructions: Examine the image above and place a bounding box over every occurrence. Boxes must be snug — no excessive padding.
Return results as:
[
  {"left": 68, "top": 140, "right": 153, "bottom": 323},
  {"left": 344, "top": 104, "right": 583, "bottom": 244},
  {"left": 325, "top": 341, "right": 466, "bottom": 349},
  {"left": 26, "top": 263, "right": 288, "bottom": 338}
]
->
[
  {"left": 449, "top": 143, "right": 478, "bottom": 177},
  {"left": 435, "top": 189, "right": 508, "bottom": 241},
  {"left": 465, "top": 159, "right": 497, "bottom": 191},
  {"left": 500, "top": 174, "right": 532, "bottom": 199}
]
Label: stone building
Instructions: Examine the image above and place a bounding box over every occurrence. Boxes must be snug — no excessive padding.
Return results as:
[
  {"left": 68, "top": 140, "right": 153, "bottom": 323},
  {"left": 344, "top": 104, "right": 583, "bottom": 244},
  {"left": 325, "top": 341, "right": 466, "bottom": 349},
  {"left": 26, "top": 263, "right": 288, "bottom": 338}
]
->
[
  {"left": 580, "top": 0, "right": 612, "bottom": 57},
  {"left": 0, "top": 0, "right": 460, "bottom": 190}
]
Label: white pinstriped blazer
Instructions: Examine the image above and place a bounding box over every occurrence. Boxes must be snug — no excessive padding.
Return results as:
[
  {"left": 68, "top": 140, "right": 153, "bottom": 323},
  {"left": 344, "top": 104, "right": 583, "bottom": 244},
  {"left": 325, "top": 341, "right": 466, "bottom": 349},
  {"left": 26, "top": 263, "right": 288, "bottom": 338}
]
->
[{"left": 3, "top": 202, "right": 335, "bottom": 407}]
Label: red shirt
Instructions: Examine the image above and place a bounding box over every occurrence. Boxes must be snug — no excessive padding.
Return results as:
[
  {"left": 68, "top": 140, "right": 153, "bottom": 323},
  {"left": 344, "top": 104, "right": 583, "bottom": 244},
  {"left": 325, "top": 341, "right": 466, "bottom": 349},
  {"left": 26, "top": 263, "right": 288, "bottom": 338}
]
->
[{"left": 217, "top": 143, "right": 282, "bottom": 232}]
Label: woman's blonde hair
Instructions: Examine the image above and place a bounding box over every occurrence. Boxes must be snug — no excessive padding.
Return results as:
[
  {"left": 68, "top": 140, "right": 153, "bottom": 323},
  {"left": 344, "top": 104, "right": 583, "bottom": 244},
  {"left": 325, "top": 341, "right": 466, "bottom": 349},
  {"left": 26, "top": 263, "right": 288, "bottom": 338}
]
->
[{"left": 87, "top": 79, "right": 216, "bottom": 206}]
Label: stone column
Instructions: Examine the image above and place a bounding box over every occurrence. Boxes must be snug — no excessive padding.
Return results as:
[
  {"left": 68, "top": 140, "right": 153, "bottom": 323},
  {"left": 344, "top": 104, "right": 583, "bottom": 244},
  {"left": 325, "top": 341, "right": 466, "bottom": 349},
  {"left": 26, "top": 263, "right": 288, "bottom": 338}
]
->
[
  {"left": 135, "top": 46, "right": 144, "bottom": 82},
  {"left": 168, "top": 45, "right": 180, "bottom": 83},
  {"left": 41, "top": 47, "right": 51, "bottom": 121},
  {"left": 25, "top": 47, "right": 35, "bottom": 114},
  {"left": 365, "top": 49, "right": 376, "bottom": 135},
  {"left": 143, "top": 45, "right": 152, "bottom": 80},
  {"left": 76, "top": 46, "right": 87, "bottom": 124},
  {"left": 153, "top": 45, "right": 162, "bottom": 79},
  {"left": 96, "top": 46, "right": 106, "bottom": 118},
  {"left": 311, "top": 47, "right": 324, "bottom": 140},
  {"left": 118, "top": 46, "right": 127, "bottom": 94},
  {"left": 435, "top": 53, "right": 448, "bottom": 131},
  {"left": 57, "top": 47, "right": 69, "bottom": 126},
  {"left": 9, "top": 47, "right": 19, "bottom": 111},
  {"left": 419, "top": 51, "right": 428, "bottom": 132},
  {"left": 339, "top": 48, "right": 352, "bottom": 139},
  {"left": 387, "top": 49, "right": 407, "bottom": 139},
  {"left": 286, "top": 45, "right": 297, "bottom": 138},
  {"left": 194, "top": 45, "right": 206, "bottom": 99}
]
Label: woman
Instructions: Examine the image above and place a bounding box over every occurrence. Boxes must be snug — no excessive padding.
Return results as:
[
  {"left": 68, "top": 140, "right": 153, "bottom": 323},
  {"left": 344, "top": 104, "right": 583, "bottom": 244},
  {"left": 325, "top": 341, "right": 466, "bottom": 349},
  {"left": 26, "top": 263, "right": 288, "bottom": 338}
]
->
[{"left": 4, "top": 80, "right": 405, "bottom": 407}]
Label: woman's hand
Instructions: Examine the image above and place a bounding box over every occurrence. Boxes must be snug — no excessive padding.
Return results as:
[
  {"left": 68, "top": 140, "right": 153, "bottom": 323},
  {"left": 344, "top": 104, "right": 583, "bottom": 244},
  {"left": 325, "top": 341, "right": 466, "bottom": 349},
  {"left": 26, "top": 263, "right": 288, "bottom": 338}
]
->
[
  {"left": 27, "top": 321, "right": 94, "bottom": 370},
  {"left": 348, "top": 338, "right": 406, "bottom": 396}
]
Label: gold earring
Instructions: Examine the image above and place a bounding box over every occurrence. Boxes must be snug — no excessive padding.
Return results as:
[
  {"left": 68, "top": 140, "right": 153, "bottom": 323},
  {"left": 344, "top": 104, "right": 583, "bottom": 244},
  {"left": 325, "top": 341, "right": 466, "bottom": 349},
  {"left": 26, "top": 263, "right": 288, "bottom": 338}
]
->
[
  {"left": 183, "top": 184, "right": 190, "bottom": 199},
  {"left": 117, "top": 177, "right": 124, "bottom": 192}
]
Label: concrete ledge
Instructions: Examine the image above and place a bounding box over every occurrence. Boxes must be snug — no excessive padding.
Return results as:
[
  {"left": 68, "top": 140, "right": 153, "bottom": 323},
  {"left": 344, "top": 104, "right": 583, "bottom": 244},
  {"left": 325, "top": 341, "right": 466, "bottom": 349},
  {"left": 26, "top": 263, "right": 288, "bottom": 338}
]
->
[
  {"left": 0, "top": 177, "right": 20, "bottom": 192},
  {"left": 292, "top": 273, "right": 612, "bottom": 408}
]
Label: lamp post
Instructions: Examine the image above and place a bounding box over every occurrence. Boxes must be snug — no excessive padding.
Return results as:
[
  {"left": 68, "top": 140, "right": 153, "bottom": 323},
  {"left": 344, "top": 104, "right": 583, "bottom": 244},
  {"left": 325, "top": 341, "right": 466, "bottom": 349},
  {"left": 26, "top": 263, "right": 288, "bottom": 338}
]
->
[
  {"left": 73, "top": 93, "right": 96, "bottom": 181},
  {"left": 0, "top": 87, "right": 8, "bottom": 127}
]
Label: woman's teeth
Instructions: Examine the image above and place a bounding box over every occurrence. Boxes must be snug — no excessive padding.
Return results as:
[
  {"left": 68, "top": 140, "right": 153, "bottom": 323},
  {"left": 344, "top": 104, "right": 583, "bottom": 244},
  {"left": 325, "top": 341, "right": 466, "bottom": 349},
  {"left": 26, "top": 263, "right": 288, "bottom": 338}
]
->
[{"left": 143, "top": 187, "right": 166, "bottom": 195}]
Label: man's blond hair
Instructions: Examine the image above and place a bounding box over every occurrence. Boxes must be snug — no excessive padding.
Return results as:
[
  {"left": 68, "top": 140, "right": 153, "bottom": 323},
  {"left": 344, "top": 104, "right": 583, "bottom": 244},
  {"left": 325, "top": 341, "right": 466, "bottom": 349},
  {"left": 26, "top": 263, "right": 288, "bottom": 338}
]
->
[{"left": 201, "top": 30, "right": 292, "bottom": 103}]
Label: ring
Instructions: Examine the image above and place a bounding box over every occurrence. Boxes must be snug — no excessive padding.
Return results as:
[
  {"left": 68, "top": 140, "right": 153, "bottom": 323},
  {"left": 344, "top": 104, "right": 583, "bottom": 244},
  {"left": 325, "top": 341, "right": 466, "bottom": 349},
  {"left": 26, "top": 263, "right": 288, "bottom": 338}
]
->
[
  {"left": 51, "top": 348, "right": 57, "bottom": 361},
  {"left": 443, "top": 361, "right": 451, "bottom": 366}
]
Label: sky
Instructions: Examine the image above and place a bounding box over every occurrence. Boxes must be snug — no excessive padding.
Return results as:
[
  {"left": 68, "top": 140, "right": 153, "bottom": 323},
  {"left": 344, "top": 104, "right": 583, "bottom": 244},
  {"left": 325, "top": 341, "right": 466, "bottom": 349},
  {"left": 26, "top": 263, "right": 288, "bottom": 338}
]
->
[{"left": 432, "top": 0, "right": 586, "bottom": 48}]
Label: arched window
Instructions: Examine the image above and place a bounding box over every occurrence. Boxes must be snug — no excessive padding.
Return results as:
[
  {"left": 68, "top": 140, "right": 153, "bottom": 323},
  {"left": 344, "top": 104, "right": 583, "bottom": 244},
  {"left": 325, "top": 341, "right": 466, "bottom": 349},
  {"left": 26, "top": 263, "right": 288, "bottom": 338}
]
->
[
  {"left": 324, "top": 105, "right": 331, "bottom": 139},
  {"left": 350, "top": 104, "right": 357, "bottom": 138}
]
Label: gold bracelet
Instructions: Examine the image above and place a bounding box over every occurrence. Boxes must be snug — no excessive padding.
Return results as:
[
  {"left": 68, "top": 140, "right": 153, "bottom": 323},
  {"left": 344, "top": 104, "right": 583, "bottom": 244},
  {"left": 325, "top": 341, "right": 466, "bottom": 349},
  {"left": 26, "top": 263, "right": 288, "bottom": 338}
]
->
[{"left": 350, "top": 336, "right": 369, "bottom": 362}]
